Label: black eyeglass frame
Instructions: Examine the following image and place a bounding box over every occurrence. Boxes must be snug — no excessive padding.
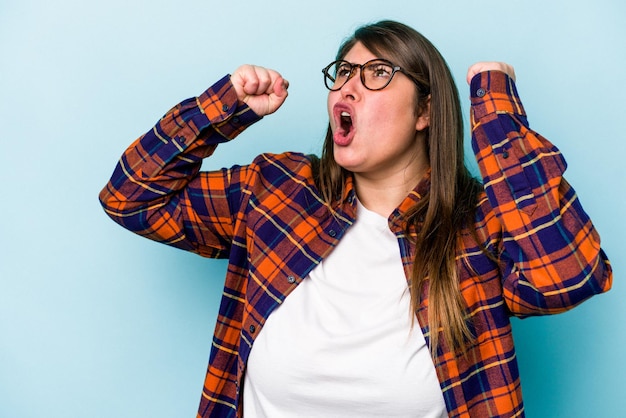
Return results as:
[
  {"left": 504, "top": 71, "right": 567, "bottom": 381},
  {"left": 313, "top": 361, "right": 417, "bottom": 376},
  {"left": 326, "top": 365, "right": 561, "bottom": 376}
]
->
[{"left": 322, "top": 58, "right": 420, "bottom": 92}]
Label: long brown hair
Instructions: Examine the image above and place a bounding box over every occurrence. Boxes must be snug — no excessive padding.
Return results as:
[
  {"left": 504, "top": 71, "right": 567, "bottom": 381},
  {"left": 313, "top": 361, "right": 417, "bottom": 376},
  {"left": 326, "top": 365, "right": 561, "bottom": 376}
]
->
[{"left": 315, "top": 20, "right": 483, "bottom": 356}]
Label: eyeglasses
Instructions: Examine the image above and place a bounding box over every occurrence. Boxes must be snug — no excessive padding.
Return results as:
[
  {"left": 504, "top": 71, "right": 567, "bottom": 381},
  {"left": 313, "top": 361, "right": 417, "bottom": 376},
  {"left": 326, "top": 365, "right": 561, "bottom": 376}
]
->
[{"left": 322, "top": 58, "right": 411, "bottom": 91}]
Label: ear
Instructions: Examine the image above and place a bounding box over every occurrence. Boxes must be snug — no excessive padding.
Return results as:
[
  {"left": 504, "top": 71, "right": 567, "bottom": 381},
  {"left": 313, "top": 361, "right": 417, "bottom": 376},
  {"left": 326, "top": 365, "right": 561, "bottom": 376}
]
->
[{"left": 415, "top": 95, "right": 431, "bottom": 131}]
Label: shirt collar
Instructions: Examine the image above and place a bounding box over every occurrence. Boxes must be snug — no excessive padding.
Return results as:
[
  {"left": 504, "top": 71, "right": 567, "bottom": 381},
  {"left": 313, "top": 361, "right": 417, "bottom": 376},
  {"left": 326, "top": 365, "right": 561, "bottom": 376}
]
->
[
  {"left": 395, "top": 169, "right": 431, "bottom": 216},
  {"left": 338, "top": 169, "right": 431, "bottom": 229}
]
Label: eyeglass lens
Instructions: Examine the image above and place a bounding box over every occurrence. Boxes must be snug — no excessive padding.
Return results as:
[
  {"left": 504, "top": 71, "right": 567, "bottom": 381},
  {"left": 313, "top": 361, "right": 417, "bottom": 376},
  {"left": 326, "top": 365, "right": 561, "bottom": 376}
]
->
[{"left": 324, "top": 60, "right": 397, "bottom": 91}]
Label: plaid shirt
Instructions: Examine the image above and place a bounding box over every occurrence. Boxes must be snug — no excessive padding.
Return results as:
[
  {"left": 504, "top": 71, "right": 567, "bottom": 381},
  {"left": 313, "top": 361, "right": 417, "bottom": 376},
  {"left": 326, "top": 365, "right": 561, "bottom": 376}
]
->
[{"left": 100, "top": 71, "right": 612, "bottom": 417}]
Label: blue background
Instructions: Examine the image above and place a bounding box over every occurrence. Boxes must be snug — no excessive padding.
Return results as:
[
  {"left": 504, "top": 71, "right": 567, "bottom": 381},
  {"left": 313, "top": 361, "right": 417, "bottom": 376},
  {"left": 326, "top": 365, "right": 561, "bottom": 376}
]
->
[{"left": 1, "top": 0, "right": 624, "bottom": 416}]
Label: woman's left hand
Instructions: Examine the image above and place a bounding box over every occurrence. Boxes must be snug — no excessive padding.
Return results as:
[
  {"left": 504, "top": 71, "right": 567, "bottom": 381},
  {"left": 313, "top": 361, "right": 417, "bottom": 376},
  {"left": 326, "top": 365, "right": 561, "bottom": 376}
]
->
[{"left": 466, "top": 62, "right": 516, "bottom": 84}]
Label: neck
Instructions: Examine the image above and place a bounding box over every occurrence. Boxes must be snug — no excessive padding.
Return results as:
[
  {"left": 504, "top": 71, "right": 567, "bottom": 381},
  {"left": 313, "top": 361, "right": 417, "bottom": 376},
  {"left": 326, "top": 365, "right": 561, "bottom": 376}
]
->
[{"left": 355, "top": 163, "right": 428, "bottom": 218}]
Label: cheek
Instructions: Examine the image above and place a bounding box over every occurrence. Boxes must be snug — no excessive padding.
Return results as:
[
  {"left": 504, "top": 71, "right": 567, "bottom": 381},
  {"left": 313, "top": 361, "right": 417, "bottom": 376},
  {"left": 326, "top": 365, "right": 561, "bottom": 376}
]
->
[{"left": 386, "top": 96, "right": 419, "bottom": 127}]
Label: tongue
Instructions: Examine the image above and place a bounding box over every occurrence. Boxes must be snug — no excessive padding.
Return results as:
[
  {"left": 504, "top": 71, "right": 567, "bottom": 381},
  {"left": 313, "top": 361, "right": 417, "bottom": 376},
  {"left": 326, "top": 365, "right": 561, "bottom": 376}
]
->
[{"left": 333, "top": 127, "right": 354, "bottom": 146}]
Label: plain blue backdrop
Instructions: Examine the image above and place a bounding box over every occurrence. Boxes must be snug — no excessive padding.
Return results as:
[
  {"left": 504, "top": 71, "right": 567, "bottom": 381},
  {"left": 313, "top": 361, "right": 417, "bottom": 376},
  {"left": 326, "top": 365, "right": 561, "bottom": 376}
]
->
[{"left": 1, "top": 0, "right": 624, "bottom": 416}]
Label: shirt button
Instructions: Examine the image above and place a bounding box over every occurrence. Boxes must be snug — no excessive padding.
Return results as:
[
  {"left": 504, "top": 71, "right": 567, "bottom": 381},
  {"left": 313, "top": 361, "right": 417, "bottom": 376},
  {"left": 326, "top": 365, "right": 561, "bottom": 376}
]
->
[
  {"left": 232, "top": 116, "right": 240, "bottom": 124},
  {"left": 476, "top": 88, "right": 486, "bottom": 97},
  {"left": 287, "top": 275, "right": 296, "bottom": 284},
  {"left": 222, "top": 104, "right": 229, "bottom": 112},
  {"left": 249, "top": 325, "right": 256, "bottom": 334},
  {"left": 502, "top": 150, "right": 509, "bottom": 159},
  {"left": 328, "top": 229, "right": 337, "bottom": 237}
]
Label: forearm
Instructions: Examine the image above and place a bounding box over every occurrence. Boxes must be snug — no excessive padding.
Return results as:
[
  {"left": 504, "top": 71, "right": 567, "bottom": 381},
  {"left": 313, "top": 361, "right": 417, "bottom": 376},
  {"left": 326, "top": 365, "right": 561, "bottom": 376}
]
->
[
  {"left": 99, "top": 75, "right": 260, "bottom": 253},
  {"left": 470, "top": 71, "right": 612, "bottom": 314}
]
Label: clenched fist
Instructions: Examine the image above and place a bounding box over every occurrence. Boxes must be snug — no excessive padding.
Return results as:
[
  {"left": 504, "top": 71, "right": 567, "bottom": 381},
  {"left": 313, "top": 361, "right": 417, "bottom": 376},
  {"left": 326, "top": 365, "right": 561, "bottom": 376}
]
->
[
  {"left": 466, "top": 62, "right": 516, "bottom": 85},
  {"left": 231, "top": 65, "right": 289, "bottom": 117}
]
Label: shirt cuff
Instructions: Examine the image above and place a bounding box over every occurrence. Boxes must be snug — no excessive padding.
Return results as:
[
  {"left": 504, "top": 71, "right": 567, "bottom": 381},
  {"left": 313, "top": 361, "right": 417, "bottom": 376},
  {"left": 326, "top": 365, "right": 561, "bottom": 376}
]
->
[
  {"left": 470, "top": 71, "right": 526, "bottom": 120},
  {"left": 195, "top": 74, "right": 262, "bottom": 141}
]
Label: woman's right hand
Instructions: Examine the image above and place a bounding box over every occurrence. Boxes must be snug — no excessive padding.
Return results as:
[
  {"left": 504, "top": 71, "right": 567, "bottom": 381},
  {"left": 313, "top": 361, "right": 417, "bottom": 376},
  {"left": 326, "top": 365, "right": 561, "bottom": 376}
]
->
[{"left": 230, "top": 65, "right": 289, "bottom": 117}]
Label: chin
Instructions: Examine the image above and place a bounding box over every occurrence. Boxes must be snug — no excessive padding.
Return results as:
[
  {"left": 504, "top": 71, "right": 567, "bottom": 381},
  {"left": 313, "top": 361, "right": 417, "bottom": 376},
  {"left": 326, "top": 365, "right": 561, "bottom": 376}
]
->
[{"left": 333, "top": 155, "right": 362, "bottom": 173}]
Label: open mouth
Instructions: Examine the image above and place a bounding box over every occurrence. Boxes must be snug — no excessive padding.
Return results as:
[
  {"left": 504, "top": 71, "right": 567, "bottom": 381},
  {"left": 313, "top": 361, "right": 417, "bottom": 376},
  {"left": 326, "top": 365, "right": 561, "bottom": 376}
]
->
[
  {"left": 339, "top": 110, "right": 352, "bottom": 137},
  {"left": 332, "top": 105, "right": 355, "bottom": 146},
  {"left": 340, "top": 111, "right": 353, "bottom": 133}
]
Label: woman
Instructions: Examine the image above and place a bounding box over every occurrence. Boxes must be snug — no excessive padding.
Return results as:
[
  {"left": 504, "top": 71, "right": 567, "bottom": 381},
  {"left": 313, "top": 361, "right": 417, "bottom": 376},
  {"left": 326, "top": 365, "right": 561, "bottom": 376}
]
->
[{"left": 100, "top": 20, "right": 612, "bottom": 417}]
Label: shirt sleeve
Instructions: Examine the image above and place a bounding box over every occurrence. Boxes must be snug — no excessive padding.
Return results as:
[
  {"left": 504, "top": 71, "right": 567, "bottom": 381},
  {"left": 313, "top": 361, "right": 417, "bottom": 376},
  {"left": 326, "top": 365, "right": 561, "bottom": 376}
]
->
[
  {"left": 470, "top": 71, "right": 612, "bottom": 316},
  {"left": 99, "top": 75, "right": 262, "bottom": 258}
]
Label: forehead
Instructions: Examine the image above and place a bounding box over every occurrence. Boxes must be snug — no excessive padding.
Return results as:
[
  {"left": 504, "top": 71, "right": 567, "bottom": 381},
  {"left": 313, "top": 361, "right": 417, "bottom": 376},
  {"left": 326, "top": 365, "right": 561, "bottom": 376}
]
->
[{"left": 341, "top": 42, "right": 380, "bottom": 64}]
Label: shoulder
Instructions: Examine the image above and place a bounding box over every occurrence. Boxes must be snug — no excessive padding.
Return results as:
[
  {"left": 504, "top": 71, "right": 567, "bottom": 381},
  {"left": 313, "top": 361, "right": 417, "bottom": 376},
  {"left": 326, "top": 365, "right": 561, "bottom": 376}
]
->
[
  {"left": 249, "top": 152, "right": 317, "bottom": 176},
  {"left": 245, "top": 152, "right": 319, "bottom": 190},
  {"left": 251, "top": 151, "right": 316, "bottom": 167}
]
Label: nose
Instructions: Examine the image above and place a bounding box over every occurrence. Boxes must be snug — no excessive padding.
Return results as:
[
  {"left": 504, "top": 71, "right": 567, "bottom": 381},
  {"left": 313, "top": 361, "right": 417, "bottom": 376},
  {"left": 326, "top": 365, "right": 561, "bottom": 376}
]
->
[{"left": 340, "top": 67, "right": 361, "bottom": 99}]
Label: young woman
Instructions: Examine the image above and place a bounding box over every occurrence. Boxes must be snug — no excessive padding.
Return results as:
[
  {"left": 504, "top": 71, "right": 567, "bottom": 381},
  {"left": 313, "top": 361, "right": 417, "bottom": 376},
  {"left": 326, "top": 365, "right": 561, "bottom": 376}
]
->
[{"left": 100, "top": 20, "right": 612, "bottom": 418}]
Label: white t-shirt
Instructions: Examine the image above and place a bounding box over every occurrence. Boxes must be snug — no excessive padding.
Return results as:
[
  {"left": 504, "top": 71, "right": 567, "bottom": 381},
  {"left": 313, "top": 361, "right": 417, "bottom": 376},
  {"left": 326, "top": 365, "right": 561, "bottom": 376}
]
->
[{"left": 243, "top": 201, "right": 447, "bottom": 417}]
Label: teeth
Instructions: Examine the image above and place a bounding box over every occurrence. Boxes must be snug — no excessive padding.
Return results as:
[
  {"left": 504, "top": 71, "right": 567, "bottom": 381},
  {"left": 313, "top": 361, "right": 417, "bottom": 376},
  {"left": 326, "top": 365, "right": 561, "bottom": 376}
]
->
[{"left": 341, "top": 111, "right": 351, "bottom": 117}]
